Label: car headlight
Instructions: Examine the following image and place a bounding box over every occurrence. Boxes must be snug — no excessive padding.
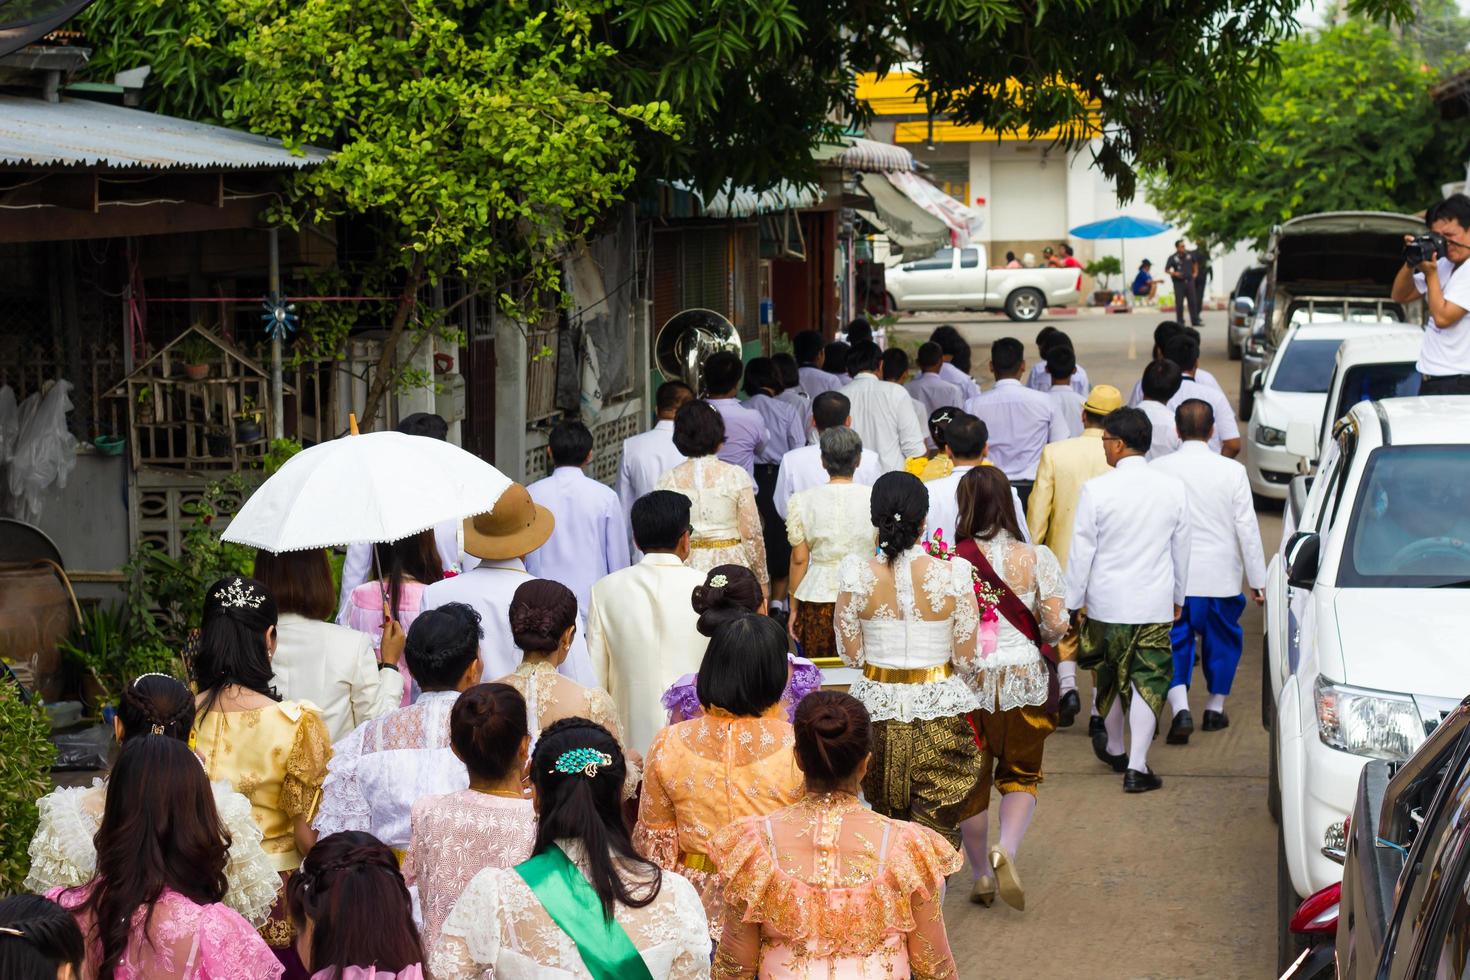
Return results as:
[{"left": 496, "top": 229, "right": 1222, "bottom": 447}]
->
[
  {"left": 1255, "top": 425, "right": 1286, "bottom": 447},
  {"left": 1315, "top": 677, "right": 1425, "bottom": 761}
]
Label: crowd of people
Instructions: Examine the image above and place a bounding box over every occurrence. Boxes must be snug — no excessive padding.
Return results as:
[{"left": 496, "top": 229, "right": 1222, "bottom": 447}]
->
[{"left": 4, "top": 318, "right": 1268, "bottom": 979}]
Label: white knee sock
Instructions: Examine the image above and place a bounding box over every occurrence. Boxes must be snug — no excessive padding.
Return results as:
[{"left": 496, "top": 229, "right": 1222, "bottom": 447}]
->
[
  {"left": 1104, "top": 697, "right": 1125, "bottom": 756},
  {"left": 997, "top": 792, "right": 1037, "bottom": 859},
  {"left": 1058, "top": 660, "right": 1078, "bottom": 694},
  {"left": 1167, "top": 684, "right": 1190, "bottom": 716},
  {"left": 1128, "top": 685, "right": 1157, "bottom": 773},
  {"left": 1206, "top": 692, "right": 1226, "bottom": 714},
  {"left": 1090, "top": 685, "right": 1100, "bottom": 719},
  {"left": 959, "top": 813, "right": 991, "bottom": 880}
]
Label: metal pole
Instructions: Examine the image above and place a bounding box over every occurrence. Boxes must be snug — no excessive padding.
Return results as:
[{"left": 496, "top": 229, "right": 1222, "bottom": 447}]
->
[{"left": 268, "top": 228, "right": 284, "bottom": 440}]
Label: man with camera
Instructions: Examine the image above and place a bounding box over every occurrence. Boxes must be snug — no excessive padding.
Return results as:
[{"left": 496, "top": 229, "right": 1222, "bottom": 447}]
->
[{"left": 1392, "top": 194, "right": 1470, "bottom": 395}]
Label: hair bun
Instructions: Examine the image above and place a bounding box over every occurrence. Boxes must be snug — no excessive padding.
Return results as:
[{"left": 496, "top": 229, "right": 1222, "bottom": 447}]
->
[{"left": 690, "top": 584, "right": 723, "bottom": 614}]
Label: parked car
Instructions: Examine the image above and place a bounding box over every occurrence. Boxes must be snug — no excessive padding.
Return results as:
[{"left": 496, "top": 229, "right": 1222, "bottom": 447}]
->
[
  {"left": 1304, "top": 328, "right": 1422, "bottom": 467},
  {"left": 1239, "top": 290, "right": 1269, "bottom": 422},
  {"left": 1228, "top": 263, "right": 1266, "bottom": 360},
  {"left": 1264, "top": 396, "right": 1470, "bottom": 969},
  {"left": 883, "top": 245, "right": 1082, "bottom": 321}
]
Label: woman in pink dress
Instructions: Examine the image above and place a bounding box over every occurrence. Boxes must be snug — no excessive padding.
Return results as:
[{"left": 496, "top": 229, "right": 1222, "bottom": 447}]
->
[
  {"left": 340, "top": 531, "right": 445, "bottom": 703},
  {"left": 287, "top": 832, "right": 425, "bottom": 980},
  {"left": 49, "top": 735, "right": 283, "bottom": 980},
  {"left": 710, "top": 692, "right": 962, "bottom": 979},
  {"left": 405, "top": 683, "right": 535, "bottom": 948}
]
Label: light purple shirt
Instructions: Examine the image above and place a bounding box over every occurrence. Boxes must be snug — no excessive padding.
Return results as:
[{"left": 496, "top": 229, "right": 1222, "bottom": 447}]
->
[
  {"left": 938, "top": 361, "right": 981, "bottom": 401},
  {"left": 1027, "top": 361, "right": 1091, "bottom": 396},
  {"left": 776, "top": 387, "right": 812, "bottom": 440},
  {"left": 524, "top": 467, "right": 631, "bottom": 615},
  {"left": 964, "top": 378, "right": 1069, "bottom": 482},
  {"left": 707, "top": 397, "right": 768, "bottom": 476},
  {"left": 745, "top": 392, "right": 805, "bottom": 464},
  {"left": 798, "top": 365, "right": 842, "bottom": 402},
  {"left": 1047, "top": 385, "right": 1087, "bottom": 439},
  {"left": 905, "top": 371, "right": 964, "bottom": 420}
]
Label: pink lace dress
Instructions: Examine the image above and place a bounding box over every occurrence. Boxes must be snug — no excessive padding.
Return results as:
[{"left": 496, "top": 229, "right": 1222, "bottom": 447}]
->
[
  {"left": 49, "top": 884, "right": 284, "bottom": 980},
  {"left": 343, "top": 579, "right": 428, "bottom": 704},
  {"left": 404, "top": 789, "right": 536, "bottom": 949}
]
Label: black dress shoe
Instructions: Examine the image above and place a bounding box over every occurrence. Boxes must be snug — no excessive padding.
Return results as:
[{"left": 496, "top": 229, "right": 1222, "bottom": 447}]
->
[
  {"left": 1123, "top": 768, "right": 1164, "bottom": 793},
  {"left": 1202, "top": 709, "right": 1230, "bottom": 732},
  {"left": 1058, "top": 690, "right": 1081, "bottom": 728},
  {"left": 1091, "top": 728, "right": 1127, "bottom": 773},
  {"left": 1166, "top": 709, "right": 1194, "bottom": 745},
  {"left": 1088, "top": 715, "right": 1105, "bottom": 737}
]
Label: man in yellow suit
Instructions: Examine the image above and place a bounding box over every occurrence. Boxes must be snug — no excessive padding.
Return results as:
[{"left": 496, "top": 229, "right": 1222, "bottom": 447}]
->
[{"left": 1026, "top": 384, "right": 1123, "bottom": 729}]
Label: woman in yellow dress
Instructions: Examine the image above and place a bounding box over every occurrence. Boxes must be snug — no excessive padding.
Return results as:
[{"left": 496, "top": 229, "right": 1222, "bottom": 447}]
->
[
  {"left": 191, "top": 575, "right": 332, "bottom": 979},
  {"left": 633, "top": 614, "right": 804, "bottom": 939}
]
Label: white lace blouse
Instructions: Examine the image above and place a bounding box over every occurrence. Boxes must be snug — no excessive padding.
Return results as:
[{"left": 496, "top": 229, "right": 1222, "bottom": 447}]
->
[
  {"left": 656, "top": 456, "right": 767, "bottom": 591},
  {"left": 964, "top": 531, "right": 1069, "bottom": 712},
  {"left": 429, "top": 840, "right": 711, "bottom": 979},
  {"left": 785, "top": 482, "right": 876, "bottom": 603},
  {"left": 834, "top": 547, "right": 983, "bottom": 723}
]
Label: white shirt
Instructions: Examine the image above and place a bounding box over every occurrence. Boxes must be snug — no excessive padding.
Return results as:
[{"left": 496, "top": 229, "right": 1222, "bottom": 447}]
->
[
  {"left": 1413, "top": 258, "right": 1470, "bottom": 375},
  {"left": 939, "top": 361, "right": 981, "bottom": 401},
  {"left": 1065, "top": 455, "right": 1190, "bottom": 623},
  {"left": 745, "top": 392, "right": 805, "bottom": 464},
  {"left": 421, "top": 559, "right": 596, "bottom": 685},
  {"left": 270, "top": 614, "right": 403, "bottom": 744},
  {"left": 838, "top": 373, "right": 928, "bottom": 472},
  {"left": 1047, "top": 385, "right": 1086, "bottom": 439},
  {"left": 337, "top": 521, "right": 471, "bottom": 620},
  {"left": 1151, "top": 441, "right": 1267, "bottom": 597},
  {"left": 615, "top": 419, "right": 684, "bottom": 533},
  {"left": 1128, "top": 367, "right": 1223, "bottom": 408},
  {"left": 798, "top": 364, "right": 843, "bottom": 401},
  {"left": 905, "top": 372, "right": 964, "bottom": 421},
  {"left": 313, "top": 690, "right": 466, "bottom": 848},
  {"left": 584, "top": 552, "right": 709, "bottom": 754},
  {"left": 1027, "top": 361, "right": 1091, "bottom": 396},
  {"left": 922, "top": 463, "right": 1030, "bottom": 548},
  {"left": 1138, "top": 399, "right": 1183, "bottom": 460},
  {"left": 964, "top": 379, "right": 1068, "bottom": 481},
  {"left": 1167, "top": 377, "right": 1240, "bottom": 453},
  {"left": 524, "top": 467, "right": 630, "bottom": 615},
  {"left": 773, "top": 442, "right": 881, "bottom": 519}
]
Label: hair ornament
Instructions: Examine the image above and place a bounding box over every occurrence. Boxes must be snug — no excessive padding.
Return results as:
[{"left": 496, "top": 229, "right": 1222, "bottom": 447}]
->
[
  {"left": 133, "top": 672, "right": 172, "bottom": 687},
  {"left": 0, "top": 926, "right": 23, "bottom": 938},
  {"left": 551, "top": 746, "right": 612, "bottom": 779},
  {"left": 214, "top": 577, "right": 265, "bottom": 610},
  {"left": 150, "top": 723, "right": 166, "bottom": 736},
  {"left": 709, "top": 574, "right": 728, "bottom": 588},
  {"left": 893, "top": 512, "right": 902, "bottom": 520}
]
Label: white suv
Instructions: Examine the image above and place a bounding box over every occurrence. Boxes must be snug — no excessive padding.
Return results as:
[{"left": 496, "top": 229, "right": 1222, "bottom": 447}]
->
[{"left": 1265, "top": 397, "right": 1470, "bottom": 954}]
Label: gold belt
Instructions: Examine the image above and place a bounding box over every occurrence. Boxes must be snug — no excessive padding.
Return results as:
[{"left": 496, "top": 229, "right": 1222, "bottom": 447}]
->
[
  {"left": 391, "top": 847, "right": 406, "bottom": 866},
  {"left": 862, "top": 662, "right": 953, "bottom": 684},
  {"left": 680, "top": 851, "right": 718, "bottom": 874},
  {"left": 690, "top": 537, "right": 740, "bottom": 549}
]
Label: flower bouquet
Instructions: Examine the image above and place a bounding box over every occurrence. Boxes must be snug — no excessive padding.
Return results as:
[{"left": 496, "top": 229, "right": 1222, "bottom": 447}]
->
[{"left": 924, "top": 529, "right": 1000, "bottom": 657}]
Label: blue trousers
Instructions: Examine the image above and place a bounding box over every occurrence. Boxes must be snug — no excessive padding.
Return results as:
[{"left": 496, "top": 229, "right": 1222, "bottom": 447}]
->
[{"left": 1169, "top": 594, "right": 1248, "bottom": 696}]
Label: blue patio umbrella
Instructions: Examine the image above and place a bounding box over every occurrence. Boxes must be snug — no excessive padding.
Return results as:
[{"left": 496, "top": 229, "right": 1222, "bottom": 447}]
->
[{"left": 1069, "top": 215, "right": 1172, "bottom": 297}]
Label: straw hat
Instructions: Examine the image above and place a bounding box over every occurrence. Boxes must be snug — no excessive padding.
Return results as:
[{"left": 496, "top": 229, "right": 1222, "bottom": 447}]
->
[
  {"left": 1083, "top": 384, "right": 1124, "bottom": 417},
  {"left": 462, "top": 483, "right": 554, "bottom": 561}
]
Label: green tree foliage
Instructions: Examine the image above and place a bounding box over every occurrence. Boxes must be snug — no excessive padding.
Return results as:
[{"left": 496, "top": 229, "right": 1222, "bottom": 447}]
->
[
  {"left": 1148, "top": 20, "right": 1470, "bottom": 249},
  {"left": 0, "top": 681, "right": 56, "bottom": 895}
]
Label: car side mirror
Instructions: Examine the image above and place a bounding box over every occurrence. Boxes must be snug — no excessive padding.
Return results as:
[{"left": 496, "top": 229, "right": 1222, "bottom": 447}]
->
[
  {"left": 1250, "top": 370, "right": 1265, "bottom": 394},
  {"left": 1285, "top": 531, "right": 1322, "bottom": 590},
  {"left": 1285, "top": 420, "right": 1317, "bottom": 461},
  {"left": 1234, "top": 297, "right": 1255, "bottom": 315}
]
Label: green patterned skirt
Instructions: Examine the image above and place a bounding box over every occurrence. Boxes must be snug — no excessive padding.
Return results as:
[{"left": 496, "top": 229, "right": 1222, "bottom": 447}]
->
[{"left": 1080, "top": 619, "right": 1174, "bottom": 718}]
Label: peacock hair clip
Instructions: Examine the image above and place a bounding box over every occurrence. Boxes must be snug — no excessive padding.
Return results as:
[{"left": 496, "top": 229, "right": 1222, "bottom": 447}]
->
[{"left": 551, "top": 747, "right": 613, "bottom": 779}]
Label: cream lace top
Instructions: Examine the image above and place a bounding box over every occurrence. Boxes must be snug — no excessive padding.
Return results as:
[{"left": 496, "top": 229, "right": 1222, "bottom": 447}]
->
[
  {"left": 428, "top": 839, "right": 711, "bottom": 979},
  {"left": 656, "top": 456, "right": 768, "bottom": 591},
  {"left": 964, "top": 531, "right": 1069, "bottom": 712},
  {"left": 784, "top": 482, "right": 876, "bottom": 603},
  {"left": 496, "top": 660, "right": 640, "bottom": 798},
  {"left": 834, "top": 547, "right": 983, "bottom": 723}
]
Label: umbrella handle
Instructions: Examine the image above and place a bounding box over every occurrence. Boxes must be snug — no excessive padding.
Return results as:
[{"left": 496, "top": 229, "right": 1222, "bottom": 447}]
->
[{"left": 349, "top": 412, "right": 360, "bottom": 435}]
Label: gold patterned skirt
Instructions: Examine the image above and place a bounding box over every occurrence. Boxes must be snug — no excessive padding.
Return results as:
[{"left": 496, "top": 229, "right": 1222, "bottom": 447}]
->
[
  {"left": 863, "top": 713, "right": 986, "bottom": 848},
  {"left": 791, "top": 600, "right": 837, "bottom": 662}
]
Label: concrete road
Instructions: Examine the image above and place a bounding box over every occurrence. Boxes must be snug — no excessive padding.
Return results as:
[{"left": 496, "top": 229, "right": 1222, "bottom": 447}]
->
[{"left": 892, "top": 309, "right": 1281, "bottom": 979}]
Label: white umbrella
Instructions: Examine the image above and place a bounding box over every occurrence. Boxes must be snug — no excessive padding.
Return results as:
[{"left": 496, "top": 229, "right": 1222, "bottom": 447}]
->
[{"left": 221, "top": 431, "right": 512, "bottom": 553}]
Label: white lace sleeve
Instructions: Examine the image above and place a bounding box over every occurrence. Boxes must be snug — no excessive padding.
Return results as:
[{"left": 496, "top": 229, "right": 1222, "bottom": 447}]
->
[
  {"left": 834, "top": 556, "right": 874, "bottom": 668},
  {"left": 211, "top": 782, "right": 282, "bottom": 928},
  {"left": 1033, "top": 545, "right": 1069, "bottom": 646},
  {"left": 312, "top": 724, "right": 370, "bottom": 837},
  {"left": 430, "top": 868, "right": 502, "bottom": 979},
  {"left": 24, "top": 786, "right": 97, "bottom": 894},
  {"left": 665, "top": 873, "right": 715, "bottom": 979},
  {"left": 948, "top": 556, "right": 981, "bottom": 670}
]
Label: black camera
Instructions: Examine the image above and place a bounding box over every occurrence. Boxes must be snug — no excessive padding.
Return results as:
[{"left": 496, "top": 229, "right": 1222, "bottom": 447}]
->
[{"left": 1404, "top": 232, "right": 1448, "bottom": 267}]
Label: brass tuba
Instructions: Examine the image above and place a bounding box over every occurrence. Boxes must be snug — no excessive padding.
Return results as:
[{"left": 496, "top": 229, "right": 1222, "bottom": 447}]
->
[{"left": 654, "top": 309, "right": 743, "bottom": 394}]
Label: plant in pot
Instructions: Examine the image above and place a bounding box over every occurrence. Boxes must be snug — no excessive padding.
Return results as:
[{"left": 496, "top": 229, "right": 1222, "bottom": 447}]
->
[
  {"left": 55, "top": 603, "right": 129, "bottom": 716},
  {"left": 205, "top": 423, "right": 231, "bottom": 458},
  {"left": 1083, "top": 256, "right": 1123, "bottom": 305},
  {"left": 135, "top": 385, "right": 155, "bottom": 424},
  {"left": 177, "top": 332, "right": 216, "bottom": 380},
  {"left": 234, "top": 396, "right": 264, "bottom": 443}
]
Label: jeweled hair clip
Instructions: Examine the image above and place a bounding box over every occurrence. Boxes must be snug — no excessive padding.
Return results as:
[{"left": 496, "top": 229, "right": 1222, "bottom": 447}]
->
[
  {"left": 214, "top": 578, "right": 264, "bottom": 610},
  {"left": 551, "top": 747, "right": 613, "bottom": 779}
]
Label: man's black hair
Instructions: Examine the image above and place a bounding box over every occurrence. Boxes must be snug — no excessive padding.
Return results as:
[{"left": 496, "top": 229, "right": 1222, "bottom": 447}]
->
[
  {"left": 990, "top": 337, "right": 1025, "bottom": 377},
  {"left": 396, "top": 413, "right": 448, "bottom": 440},
  {"left": 1175, "top": 398, "right": 1215, "bottom": 441},
  {"left": 793, "top": 330, "right": 825, "bottom": 365},
  {"left": 702, "top": 350, "right": 744, "bottom": 396},
  {"left": 847, "top": 341, "right": 882, "bottom": 375},
  {"left": 1153, "top": 321, "right": 1183, "bottom": 352},
  {"left": 631, "top": 490, "right": 691, "bottom": 552},
  {"left": 812, "top": 391, "right": 851, "bottom": 431},
  {"left": 1102, "top": 407, "right": 1152, "bottom": 455},
  {"left": 1427, "top": 193, "right": 1470, "bottom": 229},
  {"left": 880, "top": 347, "right": 908, "bottom": 382},
  {"left": 944, "top": 414, "right": 988, "bottom": 459},
  {"left": 846, "top": 318, "right": 874, "bottom": 346},
  {"left": 1045, "top": 344, "right": 1077, "bottom": 381},
  {"left": 548, "top": 419, "right": 593, "bottom": 467},
  {"left": 741, "top": 356, "right": 780, "bottom": 397},
  {"left": 1162, "top": 334, "right": 1201, "bottom": 372},
  {"left": 656, "top": 381, "right": 693, "bottom": 415},
  {"left": 1141, "top": 359, "right": 1184, "bottom": 403},
  {"left": 916, "top": 342, "right": 944, "bottom": 370},
  {"left": 824, "top": 341, "right": 850, "bottom": 375}
]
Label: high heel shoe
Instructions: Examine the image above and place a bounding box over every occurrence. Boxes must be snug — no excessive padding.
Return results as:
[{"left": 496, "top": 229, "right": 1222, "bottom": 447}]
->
[
  {"left": 970, "top": 873, "right": 997, "bottom": 906},
  {"left": 989, "top": 847, "right": 1025, "bottom": 911}
]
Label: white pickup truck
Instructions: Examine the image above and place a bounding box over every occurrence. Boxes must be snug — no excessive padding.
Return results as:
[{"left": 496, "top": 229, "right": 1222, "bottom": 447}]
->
[{"left": 884, "top": 245, "right": 1082, "bottom": 321}]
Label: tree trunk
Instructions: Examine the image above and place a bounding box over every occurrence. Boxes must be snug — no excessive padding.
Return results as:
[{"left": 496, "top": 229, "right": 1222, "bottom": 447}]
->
[{"left": 359, "top": 256, "right": 427, "bottom": 430}]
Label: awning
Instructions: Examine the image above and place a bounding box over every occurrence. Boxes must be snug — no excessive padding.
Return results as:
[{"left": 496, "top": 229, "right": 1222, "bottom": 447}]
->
[
  {"left": 854, "top": 170, "right": 984, "bottom": 259},
  {"left": 814, "top": 136, "right": 916, "bottom": 173},
  {"left": 885, "top": 170, "right": 983, "bottom": 245}
]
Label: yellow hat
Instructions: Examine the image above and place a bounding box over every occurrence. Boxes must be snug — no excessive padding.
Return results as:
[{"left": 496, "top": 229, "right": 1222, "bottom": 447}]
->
[{"left": 1083, "top": 384, "right": 1124, "bottom": 416}]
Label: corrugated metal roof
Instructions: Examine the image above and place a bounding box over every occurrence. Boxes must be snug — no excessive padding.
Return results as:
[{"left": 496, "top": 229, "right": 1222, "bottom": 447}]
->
[{"left": 0, "top": 95, "right": 330, "bottom": 170}]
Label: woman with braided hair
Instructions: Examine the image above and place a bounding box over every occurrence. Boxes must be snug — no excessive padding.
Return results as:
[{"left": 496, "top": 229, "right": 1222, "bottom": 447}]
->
[
  {"left": 0, "top": 894, "right": 82, "bottom": 979},
  {"left": 26, "top": 674, "right": 278, "bottom": 929},
  {"left": 287, "top": 831, "right": 425, "bottom": 979},
  {"left": 431, "top": 718, "right": 710, "bottom": 979},
  {"left": 47, "top": 735, "right": 283, "bottom": 979}
]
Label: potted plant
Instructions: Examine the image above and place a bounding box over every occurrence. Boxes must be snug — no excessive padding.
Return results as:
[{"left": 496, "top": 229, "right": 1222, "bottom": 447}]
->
[
  {"left": 1083, "top": 256, "right": 1123, "bottom": 305},
  {"left": 177, "top": 332, "right": 216, "bottom": 380},
  {"left": 135, "top": 385, "right": 154, "bottom": 423},
  {"left": 56, "top": 604, "right": 129, "bottom": 714},
  {"left": 234, "top": 397, "right": 264, "bottom": 443},
  {"left": 205, "top": 424, "right": 231, "bottom": 458}
]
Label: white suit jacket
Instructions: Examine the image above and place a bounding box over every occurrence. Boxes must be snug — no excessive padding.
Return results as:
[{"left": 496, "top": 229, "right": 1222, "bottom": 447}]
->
[{"left": 584, "top": 553, "right": 709, "bottom": 754}]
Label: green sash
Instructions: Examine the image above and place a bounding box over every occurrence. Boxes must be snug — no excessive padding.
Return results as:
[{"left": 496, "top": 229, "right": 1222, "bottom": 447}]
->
[{"left": 512, "top": 844, "right": 656, "bottom": 980}]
